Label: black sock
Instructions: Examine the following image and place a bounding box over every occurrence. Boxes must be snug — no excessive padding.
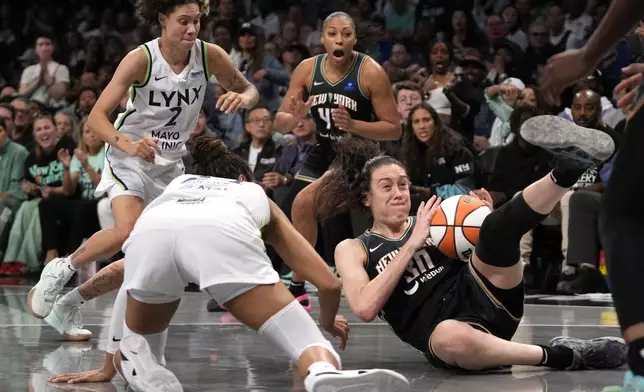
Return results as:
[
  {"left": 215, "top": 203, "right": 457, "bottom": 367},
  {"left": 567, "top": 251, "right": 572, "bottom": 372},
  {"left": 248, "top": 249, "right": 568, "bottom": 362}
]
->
[
  {"left": 538, "top": 345, "right": 575, "bottom": 370},
  {"left": 628, "top": 338, "right": 644, "bottom": 376},
  {"left": 289, "top": 281, "right": 306, "bottom": 296},
  {"left": 551, "top": 166, "right": 586, "bottom": 188}
]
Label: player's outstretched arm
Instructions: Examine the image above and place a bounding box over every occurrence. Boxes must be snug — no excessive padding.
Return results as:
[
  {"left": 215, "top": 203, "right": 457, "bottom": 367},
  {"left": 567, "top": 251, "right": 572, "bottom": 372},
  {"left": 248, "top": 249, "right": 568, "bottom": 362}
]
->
[
  {"left": 263, "top": 199, "right": 341, "bottom": 331},
  {"left": 87, "top": 48, "right": 153, "bottom": 158},
  {"left": 336, "top": 196, "right": 441, "bottom": 322},
  {"left": 207, "top": 44, "right": 259, "bottom": 113},
  {"left": 274, "top": 58, "right": 315, "bottom": 133},
  {"left": 336, "top": 58, "right": 401, "bottom": 141}
]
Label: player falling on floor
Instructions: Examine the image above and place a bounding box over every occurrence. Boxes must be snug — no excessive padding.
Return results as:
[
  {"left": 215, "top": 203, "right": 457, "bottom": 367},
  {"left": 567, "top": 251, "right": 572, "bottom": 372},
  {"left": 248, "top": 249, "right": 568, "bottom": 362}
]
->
[
  {"left": 274, "top": 11, "right": 400, "bottom": 309},
  {"left": 51, "top": 137, "right": 410, "bottom": 392},
  {"left": 323, "top": 120, "right": 627, "bottom": 372},
  {"left": 27, "top": 0, "right": 259, "bottom": 340},
  {"left": 540, "top": 0, "right": 644, "bottom": 390}
]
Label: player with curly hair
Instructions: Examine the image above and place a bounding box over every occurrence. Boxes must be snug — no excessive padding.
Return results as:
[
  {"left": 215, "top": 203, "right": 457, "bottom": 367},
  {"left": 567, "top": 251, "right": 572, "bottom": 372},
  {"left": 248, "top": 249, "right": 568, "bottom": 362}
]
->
[{"left": 31, "top": 0, "right": 258, "bottom": 379}]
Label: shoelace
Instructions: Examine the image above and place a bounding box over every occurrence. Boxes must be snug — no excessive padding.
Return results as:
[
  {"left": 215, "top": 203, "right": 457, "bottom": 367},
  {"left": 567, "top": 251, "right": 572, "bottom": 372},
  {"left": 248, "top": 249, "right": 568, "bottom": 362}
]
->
[
  {"left": 65, "top": 303, "right": 84, "bottom": 330},
  {"left": 43, "top": 265, "right": 66, "bottom": 302}
]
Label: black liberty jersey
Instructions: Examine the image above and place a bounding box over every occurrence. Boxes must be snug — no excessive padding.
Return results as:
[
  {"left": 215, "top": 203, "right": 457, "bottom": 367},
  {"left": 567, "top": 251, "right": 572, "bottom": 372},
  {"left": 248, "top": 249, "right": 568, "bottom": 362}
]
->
[
  {"left": 357, "top": 217, "right": 463, "bottom": 342},
  {"left": 304, "top": 52, "right": 375, "bottom": 170}
]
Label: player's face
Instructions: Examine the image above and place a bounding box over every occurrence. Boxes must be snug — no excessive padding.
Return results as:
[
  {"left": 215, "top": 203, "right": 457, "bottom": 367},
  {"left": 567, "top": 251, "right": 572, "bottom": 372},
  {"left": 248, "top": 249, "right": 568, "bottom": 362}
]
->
[
  {"left": 365, "top": 164, "right": 411, "bottom": 223},
  {"left": 411, "top": 108, "right": 436, "bottom": 144},
  {"left": 33, "top": 118, "right": 57, "bottom": 151},
  {"left": 321, "top": 17, "right": 357, "bottom": 65},
  {"left": 160, "top": 3, "right": 201, "bottom": 50}
]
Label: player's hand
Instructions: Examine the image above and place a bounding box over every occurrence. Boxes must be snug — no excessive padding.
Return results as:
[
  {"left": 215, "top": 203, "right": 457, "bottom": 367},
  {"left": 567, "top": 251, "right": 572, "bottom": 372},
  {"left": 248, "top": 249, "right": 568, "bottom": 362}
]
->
[
  {"left": 125, "top": 137, "right": 160, "bottom": 163},
  {"left": 49, "top": 367, "right": 115, "bottom": 384},
  {"left": 287, "top": 91, "right": 314, "bottom": 122},
  {"left": 470, "top": 188, "right": 494, "bottom": 211},
  {"left": 57, "top": 148, "right": 71, "bottom": 169},
  {"left": 322, "top": 315, "right": 350, "bottom": 351},
  {"left": 332, "top": 104, "right": 354, "bottom": 132},
  {"left": 540, "top": 48, "right": 597, "bottom": 105},
  {"left": 408, "top": 195, "right": 442, "bottom": 251},
  {"left": 615, "top": 63, "right": 644, "bottom": 108},
  {"left": 216, "top": 91, "right": 247, "bottom": 114}
]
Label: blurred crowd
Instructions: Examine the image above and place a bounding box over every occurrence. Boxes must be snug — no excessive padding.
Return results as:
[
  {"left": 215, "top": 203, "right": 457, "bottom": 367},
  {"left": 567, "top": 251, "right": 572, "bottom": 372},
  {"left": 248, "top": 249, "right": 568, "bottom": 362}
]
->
[{"left": 0, "top": 0, "right": 639, "bottom": 296}]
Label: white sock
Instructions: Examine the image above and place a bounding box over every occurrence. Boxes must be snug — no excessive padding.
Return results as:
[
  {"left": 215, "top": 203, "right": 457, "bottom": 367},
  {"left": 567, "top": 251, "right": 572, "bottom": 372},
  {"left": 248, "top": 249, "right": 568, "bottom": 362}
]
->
[
  {"left": 59, "top": 288, "right": 85, "bottom": 305},
  {"left": 307, "top": 361, "right": 338, "bottom": 377},
  {"left": 63, "top": 256, "right": 78, "bottom": 271}
]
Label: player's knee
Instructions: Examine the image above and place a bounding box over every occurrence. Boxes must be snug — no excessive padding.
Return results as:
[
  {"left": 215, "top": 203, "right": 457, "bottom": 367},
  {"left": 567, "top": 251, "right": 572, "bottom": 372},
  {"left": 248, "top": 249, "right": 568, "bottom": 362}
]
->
[{"left": 431, "top": 320, "right": 477, "bottom": 363}]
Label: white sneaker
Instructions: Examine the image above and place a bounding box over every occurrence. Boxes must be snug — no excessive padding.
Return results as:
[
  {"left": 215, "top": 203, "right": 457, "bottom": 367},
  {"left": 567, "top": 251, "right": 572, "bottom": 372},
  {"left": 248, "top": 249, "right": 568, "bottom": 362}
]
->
[
  {"left": 44, "top": 295, "right": 92, "bottom": 341},
  {"left": 120, "top": 334, "right": 183, "bottom": 392},
  {"left": 28, "top": 257, "right": 76, "bottom": 318},
  {"left": 304, "top": 368, "right": 410, "bottom": 392}
]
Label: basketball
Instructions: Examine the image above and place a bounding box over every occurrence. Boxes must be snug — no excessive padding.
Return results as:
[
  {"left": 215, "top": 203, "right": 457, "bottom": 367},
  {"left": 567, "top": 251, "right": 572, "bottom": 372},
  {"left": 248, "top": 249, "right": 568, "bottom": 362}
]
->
[{"left": 430, "top": 195, "right": 492, "bottom": 261}]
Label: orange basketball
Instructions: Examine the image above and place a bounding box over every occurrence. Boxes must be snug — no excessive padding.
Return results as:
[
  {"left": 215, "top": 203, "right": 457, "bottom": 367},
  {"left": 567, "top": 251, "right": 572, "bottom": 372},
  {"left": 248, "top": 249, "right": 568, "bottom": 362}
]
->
[{"left": 429, "top": 195, "right": 492, "bottom": 260}]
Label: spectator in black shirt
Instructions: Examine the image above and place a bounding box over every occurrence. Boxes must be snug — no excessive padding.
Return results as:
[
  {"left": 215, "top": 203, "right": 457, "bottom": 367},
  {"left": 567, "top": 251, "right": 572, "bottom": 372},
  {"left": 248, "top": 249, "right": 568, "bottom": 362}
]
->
[
  {"left": 524, "top": 19, "right": 557, "bottom": 85},
  {"left": 400, "top": 103, "right": 476, "bottom": 204}
]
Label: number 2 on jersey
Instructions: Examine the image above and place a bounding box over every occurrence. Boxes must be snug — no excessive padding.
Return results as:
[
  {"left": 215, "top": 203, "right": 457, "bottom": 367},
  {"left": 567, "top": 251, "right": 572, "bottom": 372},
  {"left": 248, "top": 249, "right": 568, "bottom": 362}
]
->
[
  {"left": 318, "top": 108, "right": 332, "bottom": 129},
  {"left": 165, "top": 107, "right": 182, "bottom": 127}
]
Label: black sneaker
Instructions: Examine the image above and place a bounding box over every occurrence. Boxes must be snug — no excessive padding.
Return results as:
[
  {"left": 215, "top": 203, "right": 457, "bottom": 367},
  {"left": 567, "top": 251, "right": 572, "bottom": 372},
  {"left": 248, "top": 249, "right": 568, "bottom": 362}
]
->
[
  {"left": 557, "top": 265, "right": 609, "bottom": 294},
  {"left": 206, "top": 298, "right": 226, "bottom": 312},
  {"left": 520, "top": 115, "right": 615, "bottom": 170},
  {"left": 289, "top": 282, "right": 311, "bottom": 312},
  {"left": 548, "top": 336, "right": 627, "bottom": 370}
]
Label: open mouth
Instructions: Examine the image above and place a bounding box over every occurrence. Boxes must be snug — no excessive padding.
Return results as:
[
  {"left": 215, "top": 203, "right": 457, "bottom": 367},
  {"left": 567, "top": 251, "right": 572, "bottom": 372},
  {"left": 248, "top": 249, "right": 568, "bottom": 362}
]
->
[{"left": 332, "top": 49, "right": 345, "bottom": 58}]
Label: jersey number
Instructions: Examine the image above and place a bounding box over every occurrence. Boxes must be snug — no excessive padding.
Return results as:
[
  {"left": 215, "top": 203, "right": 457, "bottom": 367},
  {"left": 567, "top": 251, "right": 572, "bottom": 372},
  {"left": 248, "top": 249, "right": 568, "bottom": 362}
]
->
[
  {"left": 165, "top": 107, "right": 182, "bottom": 127},
  {"left": 318, "top": 108, "right": 332, "bottom": 129}
]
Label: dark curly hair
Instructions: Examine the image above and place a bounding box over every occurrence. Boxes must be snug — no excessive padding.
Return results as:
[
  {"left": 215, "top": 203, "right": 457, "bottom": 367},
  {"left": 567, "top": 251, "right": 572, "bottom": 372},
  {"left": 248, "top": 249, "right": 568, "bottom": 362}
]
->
[
  {"left": 190, "top": 136, "right": 254, "bottom": 181},
  {"left": 135, "top": 0, "right": 210, "bottom": 25},
  {"left": 316, "top": 136, "right": 404, "bottom": 220},
  {"left": 400, "top": 103, "right": 462, "bottom": 186}
]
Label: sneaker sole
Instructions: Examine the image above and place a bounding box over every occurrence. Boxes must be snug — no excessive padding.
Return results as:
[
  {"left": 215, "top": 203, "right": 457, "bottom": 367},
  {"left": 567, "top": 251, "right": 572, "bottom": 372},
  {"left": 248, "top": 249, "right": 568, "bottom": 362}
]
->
[
  {"left": 28, "top": 258, "right": 65, "bottom": 319},
  {"left": 520, "top": 115, "right": 615, "bottom": 163},
  {"left": 309, "top": 369, "right": 410, "bottom": 392},
  {"left": 120, "top": 335, "right": 183, "bottom": 392}
]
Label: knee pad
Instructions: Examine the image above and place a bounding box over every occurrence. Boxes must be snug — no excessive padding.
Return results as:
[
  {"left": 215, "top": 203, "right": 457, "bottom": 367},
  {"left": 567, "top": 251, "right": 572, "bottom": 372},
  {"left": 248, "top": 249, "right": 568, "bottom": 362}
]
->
[{"left": 258, "top": 300, "right": 341, "bottom": 369}]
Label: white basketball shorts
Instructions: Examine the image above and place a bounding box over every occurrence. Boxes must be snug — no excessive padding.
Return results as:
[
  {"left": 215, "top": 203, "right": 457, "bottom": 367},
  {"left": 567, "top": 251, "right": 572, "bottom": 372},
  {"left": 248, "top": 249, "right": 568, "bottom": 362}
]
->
[{"left": 122, "top": 204, "right": 280, "bottom": 305}]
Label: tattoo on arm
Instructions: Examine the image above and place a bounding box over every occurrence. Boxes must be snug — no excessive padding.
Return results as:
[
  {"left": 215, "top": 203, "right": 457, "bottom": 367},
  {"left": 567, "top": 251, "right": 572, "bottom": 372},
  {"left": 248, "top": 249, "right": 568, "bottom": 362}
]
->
[
  {"left": 78, "top": 261, "right": 124, "bottom": 301},
  {"left": 72, "top": 246, "right": 86, "bottom": 260},
  {"left": 224, "top": 69, "right": 249, "bottom": 93}
]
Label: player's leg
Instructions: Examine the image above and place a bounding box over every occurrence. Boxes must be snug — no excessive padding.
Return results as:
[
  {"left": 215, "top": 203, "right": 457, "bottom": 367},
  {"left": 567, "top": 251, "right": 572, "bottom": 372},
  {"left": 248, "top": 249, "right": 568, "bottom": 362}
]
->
[
  {"left": 43, "top": 259, "right": 124, "bottom": 340},
  {"left": 223, "top": 282, "right": 408, "bottom": 392},
  {"left": 431, "top": 115, "right": 624, "bottom": 371},
  {"left": 599, "top": 84, "right": 644, "bottom": 391},
  {"left": 28, "top": 192, "right": 144, "bottom": 319}
]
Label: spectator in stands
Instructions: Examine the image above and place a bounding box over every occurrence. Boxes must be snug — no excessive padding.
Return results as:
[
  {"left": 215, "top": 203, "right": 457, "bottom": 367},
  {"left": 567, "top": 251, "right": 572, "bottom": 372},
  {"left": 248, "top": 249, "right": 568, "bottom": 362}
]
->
[
  {"left": 400, "top": 103, "right": 476, "bottom": 202},
  {"left": 385, "top": 0, "right": 415, "bottom": 41},
  {"left": 0, "top": 118, "right": 28, "bottom": 261},
  {"left": 54, "top": 111, "right": 77, "bottom": 141},
  {"left": 0, "top": 104, "right": 16, "bottom": 143},
  {"left": 547, "top": 4, "right": 580, "bottom": 53},
  {"left": 445, "top": 9, "right": 486, "bottom": 62},
  {"left": 482, "top": 15, "right": 509, "bottom": 62},
  {"left": 250, "top": 0, "right": 281, "bottom": 40},
  {"left": 42, "top": 118, "right": 104, "bottom": 263},
  {"left": 1, "top": 86, "right": 16, "bottom": 98},
  {"left": 423, "top": 39, "right": 454, "bottom": 123},
  {"left": 212, "top": 24, "right": 232, "bottom": 53},
  {"left": 183, "top": 109, "right": 220, "bottom": 173},
  {"left": 557, "top": 189, "right": 609, "bottom": 294},
  {"left": 62, "top": 30, "right": 86, "bottom": 78},
  {"left": 485, "top": 77, "right": 525, "bottom": 146},
  {"left": 230, "top": 22, "right": 290, "bottom": 113},
  {"left": 525, "top": 19, "right": 557, "bottom": 85},
  {"left": 233, "top": 105, "right": 282, "bottom": 195},
  {"left": 66, "top": 86, "right": 99, "bottom": 120},
  {"left": 279, "top": 43, "right": 309, "bottom": 76},
  {"left": 18, "top": 34, "right": 69, "bottom": 109},
  {"left": 564, "top": 0, "right": 592, "bottom": 43},
  {"left": 558, "top": 75, "right": 625, "bottom": 129},
  {"left": 383, "top": 42, "right": 421, "bottom": 84},
  {"left": 501, "top": 5, "right": 529, "bottom": 51},
  {"left": 9, "top": 97, "right": 33, "bottom": 150},
  {"left": 395, "top": 81, "right": 424, "bottom": 126},
  {"left": 2, "top": 114, "right": 75, "bottom": 275}
]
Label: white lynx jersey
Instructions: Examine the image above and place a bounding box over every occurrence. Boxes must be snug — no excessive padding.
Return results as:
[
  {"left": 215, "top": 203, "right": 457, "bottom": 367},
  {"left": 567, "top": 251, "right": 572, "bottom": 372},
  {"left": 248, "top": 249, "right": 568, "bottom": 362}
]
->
[
  {"left": 112, "top": 38, "right": 210, "bottom": 162},
  {"left": 141, "top": 174, "right": 271, "bottom": 231}
]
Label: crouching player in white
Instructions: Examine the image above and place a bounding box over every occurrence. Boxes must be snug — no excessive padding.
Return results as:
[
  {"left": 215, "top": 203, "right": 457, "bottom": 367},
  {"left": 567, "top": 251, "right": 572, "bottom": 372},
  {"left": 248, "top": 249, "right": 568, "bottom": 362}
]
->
[{"left": 56, "top": 136, "right": 410, "bottom": 392}]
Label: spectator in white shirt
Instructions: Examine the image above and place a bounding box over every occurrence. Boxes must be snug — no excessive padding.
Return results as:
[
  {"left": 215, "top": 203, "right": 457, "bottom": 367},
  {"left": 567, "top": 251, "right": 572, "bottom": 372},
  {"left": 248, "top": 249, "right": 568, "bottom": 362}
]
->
[
  {"left": 547, "top": 4, "right": 582, "bottom": 52},
  {"left": 563, "top": 0, "right": 592, "bottom": 42},
  {"left": 502, "top": 5, "right": 529, "bottom": 51},
  {"left": 18, "top": 34, "right": 69, "bottom": 109}
]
